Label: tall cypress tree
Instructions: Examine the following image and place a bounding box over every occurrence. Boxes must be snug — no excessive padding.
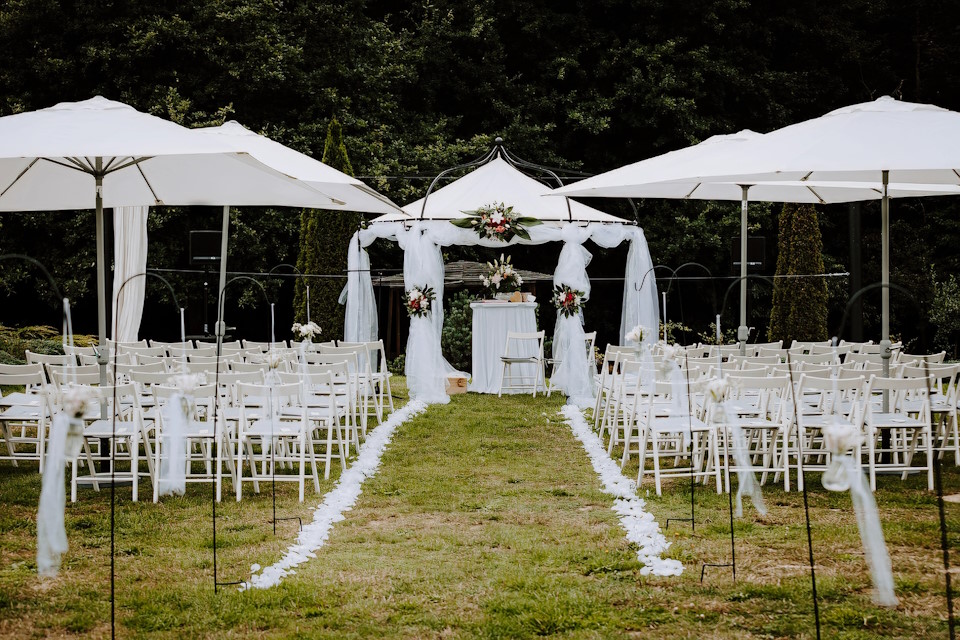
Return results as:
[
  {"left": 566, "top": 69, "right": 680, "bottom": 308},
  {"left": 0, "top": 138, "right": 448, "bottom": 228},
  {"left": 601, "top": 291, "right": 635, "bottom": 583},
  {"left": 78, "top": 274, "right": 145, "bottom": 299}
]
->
[
  {"left": 768, "top": 203, "right": 829, "bottom": 344},
  {"left": 294, "top": 117, "right": 360, "bottom": 338}
]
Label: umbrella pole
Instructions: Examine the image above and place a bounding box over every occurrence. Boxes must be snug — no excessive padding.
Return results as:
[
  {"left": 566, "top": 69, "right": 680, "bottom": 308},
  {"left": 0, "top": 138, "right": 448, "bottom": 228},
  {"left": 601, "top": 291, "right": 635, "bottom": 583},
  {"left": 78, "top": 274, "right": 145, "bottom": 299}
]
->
[
  {"left": 880, "top": 172, "right": 891, "bottom": 419},
  {"left": 738, "top": 185, "right": 751, "bottom": 354},
  {"left": 215, "top": 205, "right": 230, "bottom": 349},
  {"left": 96, "top": 161, "right": 107, "bottom": 384}
]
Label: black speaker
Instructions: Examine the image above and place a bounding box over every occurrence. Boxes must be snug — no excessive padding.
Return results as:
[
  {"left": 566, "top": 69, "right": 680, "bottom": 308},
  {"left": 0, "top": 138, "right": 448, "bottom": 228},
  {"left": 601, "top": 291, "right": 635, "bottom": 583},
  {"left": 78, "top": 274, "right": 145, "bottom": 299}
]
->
[{"left": 189, "top": 230, "right": 222, "bottom": 265}]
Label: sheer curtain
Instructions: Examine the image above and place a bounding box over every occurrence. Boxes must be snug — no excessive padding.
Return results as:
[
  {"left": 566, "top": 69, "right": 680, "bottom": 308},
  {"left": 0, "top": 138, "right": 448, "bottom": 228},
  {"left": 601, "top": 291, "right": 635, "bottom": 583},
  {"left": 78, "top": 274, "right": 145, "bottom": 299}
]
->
[
  {"left": 399, "top": 224, "right": 451, "bottom": 404},
  {"left": 549, "top": 225, "right": 595, "bottom": 407},
  {"left": 111, "top": 206, "right": 149, "bottom": 342}
]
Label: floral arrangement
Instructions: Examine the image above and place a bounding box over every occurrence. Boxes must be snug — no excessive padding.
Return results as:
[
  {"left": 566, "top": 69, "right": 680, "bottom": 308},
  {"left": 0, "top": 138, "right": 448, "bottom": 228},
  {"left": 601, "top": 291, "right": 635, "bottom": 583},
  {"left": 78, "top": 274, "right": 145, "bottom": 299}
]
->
[
  {"left": 451, "top": 202, "right": 541, "bottom": 242},
  {"left": 625, "top": 324, "right": 648, "bottom": 344},
  {"left": 292, "top": 321, "right": 322, "bottom": 341},
  {"left": 553, "top": 284, "right": 586, "bottom": 318},
  {"left": 482, "top": 254, "right": 524, "bottom": 296},
  {"left": 405, "top": 285, "right": 435, "bottom": 317}
]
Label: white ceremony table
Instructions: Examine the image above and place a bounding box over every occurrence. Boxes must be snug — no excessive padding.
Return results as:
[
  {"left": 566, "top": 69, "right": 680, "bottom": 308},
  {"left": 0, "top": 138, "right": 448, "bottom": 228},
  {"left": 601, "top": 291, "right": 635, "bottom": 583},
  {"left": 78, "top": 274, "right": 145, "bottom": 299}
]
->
[{"left": 469, "top": 301, "right": 539, "bottom": 394}]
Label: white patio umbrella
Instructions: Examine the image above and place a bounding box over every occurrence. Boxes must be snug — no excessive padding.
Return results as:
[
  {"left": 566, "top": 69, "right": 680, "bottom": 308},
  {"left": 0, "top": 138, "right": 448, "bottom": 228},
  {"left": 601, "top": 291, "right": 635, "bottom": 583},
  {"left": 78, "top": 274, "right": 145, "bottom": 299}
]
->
[
  {"left": 0, "top": 96, "right": 344, "bottom": 382},
  {"left": 639, "top": 96, "right": 960, "bottom": 367},
  {"left": 553, "top": 122, "right": 960, "bottom": 353},
  {"left": 192, "top": 120, "right": 406, "bottom": 334}
]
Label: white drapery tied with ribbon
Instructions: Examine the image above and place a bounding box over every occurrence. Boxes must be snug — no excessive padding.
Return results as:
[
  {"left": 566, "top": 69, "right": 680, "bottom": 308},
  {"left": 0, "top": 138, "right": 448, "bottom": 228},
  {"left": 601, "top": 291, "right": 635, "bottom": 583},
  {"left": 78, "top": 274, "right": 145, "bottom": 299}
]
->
[{"left": 821, "top": 417, "right": 898, "bottom": 607}]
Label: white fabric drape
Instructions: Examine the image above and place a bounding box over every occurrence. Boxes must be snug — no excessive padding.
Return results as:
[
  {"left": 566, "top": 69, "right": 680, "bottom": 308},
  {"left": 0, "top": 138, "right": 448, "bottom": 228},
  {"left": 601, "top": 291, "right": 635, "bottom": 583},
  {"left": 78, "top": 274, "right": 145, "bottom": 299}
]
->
[
  {"left": 37, "top": 413, "right": 71, "bottom": 577},
  {"left": 550, "top": 225, "right": 596, "bottom": 407},
  {"left": 399, "top": 224, "right": 451, "bottom": 404},
  {"left": 340, "top": 223, "right": 403, "bottom": 343},
  {"left": 158, "top": 394, "right": 189, "bottom": 496},
  {"left": 111, "top": 205, "right": 149, "bottom": 342}
]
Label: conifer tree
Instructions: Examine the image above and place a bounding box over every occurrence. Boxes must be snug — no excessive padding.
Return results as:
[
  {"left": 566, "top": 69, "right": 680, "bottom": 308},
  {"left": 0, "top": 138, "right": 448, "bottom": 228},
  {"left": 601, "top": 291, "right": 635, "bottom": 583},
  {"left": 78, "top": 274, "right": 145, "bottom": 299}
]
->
[
  {"left": 294, "top": 117, "right": 361, "bottom": 338},
  {"left": 768, "top": 203, "right": 829, "bottom": 344}
]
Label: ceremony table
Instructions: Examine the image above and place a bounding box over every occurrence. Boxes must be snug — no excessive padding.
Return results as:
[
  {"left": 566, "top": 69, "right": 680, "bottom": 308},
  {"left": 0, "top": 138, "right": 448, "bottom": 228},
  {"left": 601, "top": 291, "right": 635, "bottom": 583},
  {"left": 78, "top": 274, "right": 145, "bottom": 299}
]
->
[{"left": 469, "top": 301, "right": 538, "bottom": 393}]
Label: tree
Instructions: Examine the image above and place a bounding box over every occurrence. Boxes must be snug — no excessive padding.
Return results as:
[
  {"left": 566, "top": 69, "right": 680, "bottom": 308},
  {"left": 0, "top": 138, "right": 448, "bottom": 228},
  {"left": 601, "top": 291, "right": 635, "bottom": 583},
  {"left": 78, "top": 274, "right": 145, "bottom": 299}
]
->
[
  {"left": 294, "top": 116, "right": 360, "bottom": 338},
  {"left": 768, "top": 203, "right": 829, "bottom": 345}
]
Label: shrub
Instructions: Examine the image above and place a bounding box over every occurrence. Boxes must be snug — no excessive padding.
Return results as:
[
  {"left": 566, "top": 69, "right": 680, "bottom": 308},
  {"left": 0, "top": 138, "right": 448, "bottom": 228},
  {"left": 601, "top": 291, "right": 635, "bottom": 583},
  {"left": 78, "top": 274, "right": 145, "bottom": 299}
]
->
[
  {"left": 768, "top": 203, "right": 828, "bottom": 344},
  {"left": 929, "top": 268, "right": 960, "bottom": 357},
  {"left": 442, "top": 289, "right": 473, "bottom": 372}
]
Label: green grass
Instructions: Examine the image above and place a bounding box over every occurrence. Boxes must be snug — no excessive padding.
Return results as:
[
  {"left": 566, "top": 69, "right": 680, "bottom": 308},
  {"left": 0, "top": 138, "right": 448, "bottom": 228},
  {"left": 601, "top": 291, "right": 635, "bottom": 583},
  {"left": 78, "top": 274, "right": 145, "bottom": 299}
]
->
[{"left": 0, "top": 379, "right": 958, "bottom": 638}]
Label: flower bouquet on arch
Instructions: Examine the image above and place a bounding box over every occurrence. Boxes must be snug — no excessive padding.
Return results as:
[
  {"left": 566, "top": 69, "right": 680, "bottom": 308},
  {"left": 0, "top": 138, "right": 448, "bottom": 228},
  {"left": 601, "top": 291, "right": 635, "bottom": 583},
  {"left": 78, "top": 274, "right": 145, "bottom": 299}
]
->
[
  {"left": 451, "top": 202, "right": 542, "bottom": 242},
  {"left": 405, "top": 285, "right": 435, "bottom": 317},
  {"left": 482, "top": 254, "right": 523, "bottom": 299},
  {"left": 552, "top": 284, "right": 586, "bottom": 317}
]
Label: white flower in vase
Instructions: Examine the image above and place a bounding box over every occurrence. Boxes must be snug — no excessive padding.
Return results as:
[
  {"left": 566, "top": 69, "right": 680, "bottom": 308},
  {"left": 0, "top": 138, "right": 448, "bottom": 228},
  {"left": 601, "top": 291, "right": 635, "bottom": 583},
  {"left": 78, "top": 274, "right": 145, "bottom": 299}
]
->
[{"left": 626, "top": 324, "right": 647, "bottom": 344}]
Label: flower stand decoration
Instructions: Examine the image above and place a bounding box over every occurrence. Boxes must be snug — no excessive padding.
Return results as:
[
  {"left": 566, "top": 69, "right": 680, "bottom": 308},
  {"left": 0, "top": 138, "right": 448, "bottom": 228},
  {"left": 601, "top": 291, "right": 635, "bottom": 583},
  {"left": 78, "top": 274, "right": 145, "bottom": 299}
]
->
[
  {"left": 482, "top": 254, "right": 523, "bottom": 299},
  {"left": 451, "top": 202, "right": 542, "bottom": 242},
  {"left": 553, "top": 284, "right": 586, "bottom": 317},
  {"left": 550, "top": 284, "right": 594, "bottom": 407},
  {"left": 405, "top": 285, "right": 436, "bottom": 317},
  {"left": 292, "top": 321, "right": 322, "bottom": 345}
]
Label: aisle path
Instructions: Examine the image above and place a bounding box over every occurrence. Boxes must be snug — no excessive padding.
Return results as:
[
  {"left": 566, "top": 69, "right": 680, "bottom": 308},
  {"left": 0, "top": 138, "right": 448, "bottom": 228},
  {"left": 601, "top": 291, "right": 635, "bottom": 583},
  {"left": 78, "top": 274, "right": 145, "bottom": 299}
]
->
[{"left": 272, "top": 392, "right": 681, "bottom": 637}]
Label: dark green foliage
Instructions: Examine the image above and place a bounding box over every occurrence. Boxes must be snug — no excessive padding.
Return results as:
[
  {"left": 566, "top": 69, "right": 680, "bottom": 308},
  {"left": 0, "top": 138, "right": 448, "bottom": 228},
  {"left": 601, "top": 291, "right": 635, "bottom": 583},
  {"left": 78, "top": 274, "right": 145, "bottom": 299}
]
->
[
  {"left": 294, "top": 116, "right": 360, "bottom": 338},
  {"left": 442, "top": 289, "right": 473, "bottom": 372},
  {"left": 929, "top": 269, "right": 960, "bottom": 357},
  {"left": 0, "top": 325, "right": 97, "bottom": 363},
  {"left": 0, "top": 1, "right": 958, "bottom": 347},
  {"left": 768, "top": 204, "right": 829, "bottom": 344}
]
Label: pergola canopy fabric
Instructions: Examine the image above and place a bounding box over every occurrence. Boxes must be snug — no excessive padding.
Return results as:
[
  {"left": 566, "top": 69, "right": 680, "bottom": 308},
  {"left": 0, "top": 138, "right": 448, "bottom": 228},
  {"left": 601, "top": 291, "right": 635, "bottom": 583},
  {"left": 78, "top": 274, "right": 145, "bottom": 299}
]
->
[{"left": 373, "top": 157, "right": 629, "bottom": 224}]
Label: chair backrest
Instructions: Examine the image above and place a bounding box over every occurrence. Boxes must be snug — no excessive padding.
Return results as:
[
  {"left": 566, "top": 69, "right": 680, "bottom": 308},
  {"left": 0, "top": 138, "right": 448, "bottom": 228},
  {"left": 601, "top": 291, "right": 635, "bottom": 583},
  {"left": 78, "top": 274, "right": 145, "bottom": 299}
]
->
[
  {"left": 859, "top": 342, "right": 902, "bottom": 355},
  {"left": 240, "top": 340, "right": 286, "bottom": 352},
  {"left": 229, "top": 361, "right": 270, "bottom": 374},
  {"left": 898, "top": 351, "right": 946, "bottom": 365},
  {"left": 578, "top": 332, "right": 598, "bottom": 374},
  {"left": 64, "top": 344, "right": 98, "bottom": 357},
  {"left": 136, "top": 354, "right": 169, "bottom": 367},
  {"left": 129, "top": 370, "right": 178, "bottom": 387},
  {"left": 756, "top": 346, "right": 789, "bottom": 359},
  {"left": 0, "top": 363, "right": 47, "bottom": 390},
  {"left": 502, "top": 331, "right": 545, "bottom": 360},
  {"left": 746, "top": 341, "right": 783, "bottom": 357},
  {"left": 25, "top": 350, "right": 75, "bottom": 367},
  {"left": 48, "top": 365, "right": 102, "bottom": 393},
  {"left": 149, "top": 339, "right": 194, "bottom": 349},
  {"left": 708, "top": 344, "right": 741, "bottom": 359},
  {"left": 119, "top": 362, "right": 167, "bottom": 377},
  {"left": 729, "top": 355, "right": 780, "bottom": 368},
  {"left": 787, "top": 352, "right": 839, "bottom": 366}
]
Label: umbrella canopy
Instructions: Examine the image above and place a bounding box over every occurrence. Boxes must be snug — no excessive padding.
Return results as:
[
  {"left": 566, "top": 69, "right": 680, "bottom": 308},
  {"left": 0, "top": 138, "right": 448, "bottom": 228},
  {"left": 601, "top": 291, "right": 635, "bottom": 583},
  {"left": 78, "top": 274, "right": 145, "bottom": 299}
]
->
[
  {"left": 552, "top": 112, "right": 960, "bottom": 352},
  {"left": 0, "top": 96, "right": 347, "bottom": 379},
  {"left": 193, "top": 121, "right": 403, "bottom": 215},
  {"left": 634, "top": 96, "right": 960, "bottom": 365},
  {"left": 0, "top": 97, "right": 341, "bottom": 210},
  {"left": 376, "top": 156, "right": 627, "bottom": 225},
  {"left": 553, "top": 129, "right": 959, "bottom": 202},
  {"left": 669, "top": 96, "right": 960, "bottom": 184}
]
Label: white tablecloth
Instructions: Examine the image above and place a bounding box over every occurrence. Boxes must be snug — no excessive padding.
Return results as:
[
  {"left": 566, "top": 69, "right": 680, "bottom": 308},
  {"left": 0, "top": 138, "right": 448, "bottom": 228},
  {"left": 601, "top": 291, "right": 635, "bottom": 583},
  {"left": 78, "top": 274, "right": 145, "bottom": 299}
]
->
[{"left": 469, "top": 301, "right": 538, "bottom": 393}]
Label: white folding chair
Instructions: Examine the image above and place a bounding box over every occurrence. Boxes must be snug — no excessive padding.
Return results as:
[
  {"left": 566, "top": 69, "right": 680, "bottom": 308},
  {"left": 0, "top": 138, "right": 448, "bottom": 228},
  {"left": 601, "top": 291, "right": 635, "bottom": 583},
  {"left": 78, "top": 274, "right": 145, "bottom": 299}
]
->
[
  {"left": 497, "top": 331, "right": 545, "bottom": 397},
  {"left": 860, "top": 375, "right": 934, "bottom": 490},
  {"left": 635, "top": 378, "right": 721, "bottom": 495},
  {"left": 70, "top": 383, "right": 151, "bottom": 502},
  {"left": 151, "top": 384, "right": 234, "bottom": 502},
  {"left": 235, "top": 382, "right": 319, "bottom": 502},
  {"left": 0, "top": 364, "right": 52, "bottom": 472}
]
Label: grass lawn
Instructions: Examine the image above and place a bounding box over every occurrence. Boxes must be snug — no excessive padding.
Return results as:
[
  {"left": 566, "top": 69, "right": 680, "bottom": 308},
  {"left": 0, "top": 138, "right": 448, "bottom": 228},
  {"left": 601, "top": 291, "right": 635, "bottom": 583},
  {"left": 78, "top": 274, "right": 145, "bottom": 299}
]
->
[{"left": 1, "top": 378, "right": 958, "bottom": 638}]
